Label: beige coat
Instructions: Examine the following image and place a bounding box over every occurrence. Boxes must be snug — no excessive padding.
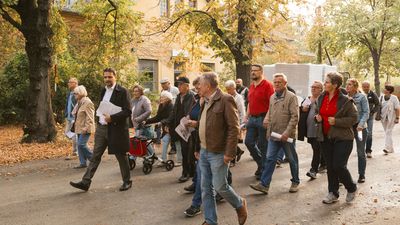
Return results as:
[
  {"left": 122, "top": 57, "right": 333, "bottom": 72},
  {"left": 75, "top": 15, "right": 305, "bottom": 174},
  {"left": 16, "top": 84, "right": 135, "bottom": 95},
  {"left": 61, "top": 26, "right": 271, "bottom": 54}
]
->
[
  {"left": 264, "top": 88, "right": 299, "bottom": 139},
  {"left": 72, "top": 96, "right": 95, "bottom": 134}
]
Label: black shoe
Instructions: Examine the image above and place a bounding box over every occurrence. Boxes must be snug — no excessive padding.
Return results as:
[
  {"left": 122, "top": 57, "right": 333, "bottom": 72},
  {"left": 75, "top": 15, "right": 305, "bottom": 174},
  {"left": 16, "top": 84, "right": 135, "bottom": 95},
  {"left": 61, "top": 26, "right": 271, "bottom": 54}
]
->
[
  {"left": 184, "top": 205, "right": 201, "bottom": 217},
  {"left": 119, "top": 180, "right": 132, "bottom": 191},
  {"left": 184, "top": 183, "right": 195, "bottom": 193},
  {"left": 358, "top": 176, "right": 365, "bottom": 183},
  {"left": 73, "top": 164, "right": 87, "bottom": 169},
  {"left": 236, "top": 149, "right": 245, "bottom": 162},
  {"left": 70, "top": 181, "right": 89, "bottom": 191},
  {"left": 168, "top": 149, "right": 176, "bottom": 155},
  {"left": 178, "top": 175, "right": 190, "bottom": 183},
  {"left": 216, "top": 193, "right": 224, "bottom": 202},
  {"left": 306, "top": 171, "right": 317, "bottom": 179}
]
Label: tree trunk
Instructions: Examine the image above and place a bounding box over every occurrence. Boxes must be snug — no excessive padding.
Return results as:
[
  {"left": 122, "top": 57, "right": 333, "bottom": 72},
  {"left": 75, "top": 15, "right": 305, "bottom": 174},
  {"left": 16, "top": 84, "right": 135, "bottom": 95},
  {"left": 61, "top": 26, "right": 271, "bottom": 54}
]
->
[
  {"left": 235, "top": 60, "right": 251, "bottom": 87},
  {"left": 20, "top": 0, "right": 57, "bottom": 142},
  {"left": 371, "top": 51, "right": 381, "bottom": 96}
]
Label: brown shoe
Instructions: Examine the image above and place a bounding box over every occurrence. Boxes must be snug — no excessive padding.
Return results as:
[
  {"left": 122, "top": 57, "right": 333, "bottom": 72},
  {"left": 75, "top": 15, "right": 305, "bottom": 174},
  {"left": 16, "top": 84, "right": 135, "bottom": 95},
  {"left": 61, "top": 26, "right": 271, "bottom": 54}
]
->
[{"left": 236, "top": 198, "right": 248, "bottom": 225}]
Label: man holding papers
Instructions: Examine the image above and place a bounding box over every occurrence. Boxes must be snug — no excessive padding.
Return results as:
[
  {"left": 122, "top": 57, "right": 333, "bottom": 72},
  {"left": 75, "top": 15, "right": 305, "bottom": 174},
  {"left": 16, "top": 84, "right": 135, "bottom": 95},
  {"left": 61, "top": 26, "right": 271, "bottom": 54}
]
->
[
  {"left": 250, "top": 73, "right": 300, "bottom": 195},
  {"left": 70, "top": 67, "right": 132, "bottom": 192}
]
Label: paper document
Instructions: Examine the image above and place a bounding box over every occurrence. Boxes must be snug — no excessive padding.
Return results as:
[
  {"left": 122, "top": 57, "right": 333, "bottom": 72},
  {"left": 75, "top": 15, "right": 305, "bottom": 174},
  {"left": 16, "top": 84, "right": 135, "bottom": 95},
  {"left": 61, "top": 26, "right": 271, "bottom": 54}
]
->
[
  {"left": 357, "top": 131, "right": 363, "bottom": 141},
  {"left": 302, "top": 98, "right": 312, "bottom": 107},
  {"left": 175, "top": 116, "right": 195, "bottom": 142},
  {"left": 96, "top": 101, "right": 122, "bottom": 117},
  {"left": 65, "top": 131, "right": 75, "bottom": 139},
  {"left": 271, "top": 132, "right": 294, "bottom": 143}
]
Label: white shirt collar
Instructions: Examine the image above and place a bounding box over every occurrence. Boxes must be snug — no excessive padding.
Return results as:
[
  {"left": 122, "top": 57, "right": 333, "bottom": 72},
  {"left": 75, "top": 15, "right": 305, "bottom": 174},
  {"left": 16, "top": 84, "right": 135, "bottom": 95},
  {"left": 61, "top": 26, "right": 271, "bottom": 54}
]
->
[{"left": 105, "top": 83, "right": 116, "bottom": 91}]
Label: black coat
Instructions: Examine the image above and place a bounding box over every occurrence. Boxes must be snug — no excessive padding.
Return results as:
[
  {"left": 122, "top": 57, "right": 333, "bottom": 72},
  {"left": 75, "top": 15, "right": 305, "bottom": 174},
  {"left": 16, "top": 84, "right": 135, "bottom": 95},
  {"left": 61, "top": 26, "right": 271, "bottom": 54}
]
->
[
  {"left": 146, "top": 101, "right": 174, "bottom": 128},
  {"left": 101, "top": 84, "right": 132, "bottom": 154},
  {"left": 167, "top": 91, "right": 196, "bottom": 141}
]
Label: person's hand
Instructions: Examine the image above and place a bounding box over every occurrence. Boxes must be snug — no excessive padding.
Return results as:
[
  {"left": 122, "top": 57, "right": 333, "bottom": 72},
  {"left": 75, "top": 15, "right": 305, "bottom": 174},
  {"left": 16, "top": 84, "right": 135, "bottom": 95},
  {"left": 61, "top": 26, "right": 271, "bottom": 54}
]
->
[
  {"left": 224, "top": 155, "right": 234, "bottom": 164},
  {"left": 328, "top": 117, "right": 335, "bottom": 125},
  {"left": 281, "top": 132, "right": 289, "bottom": 142},
  {"left": 187, "top": 120, "right": 198, "bottom": 128},
  {"left": 315, "top": 114, "right": 322, "bottom": 122},
  {"left": 302, "top": 106, "right": 310, "bottom": 112},
  {"left": 263, "top": 118, "right": 269, "bottom": 129},
  {"left": 194, "top": 152, "right": 200, "bottom": 160},
  {"left": 243, "top": 116, "right": 248, "bottom": 124},
  {"left": 104, "top": 114, "right": 112, "bottom": 123},
  {"left": 357, "top": 126, "right": 363, "bottom": 131}
]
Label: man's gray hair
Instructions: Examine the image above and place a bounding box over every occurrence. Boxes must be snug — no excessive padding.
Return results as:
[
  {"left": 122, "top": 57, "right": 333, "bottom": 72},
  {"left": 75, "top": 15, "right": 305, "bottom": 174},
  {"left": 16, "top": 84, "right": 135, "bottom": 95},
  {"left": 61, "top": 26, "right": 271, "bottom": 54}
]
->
[
  {"left": 74, "top": 85, "right": 88, "bottom": 97},
  {"left": 201, "top": 72, "right": 219, "bottom": 88},
  {"left": 362, "top": 80, "right": 370, "bottom": 85},
  {"left": 313, "top": 80, "right": 323, "bottom": 88},
  {"left": 273, "top": 73, "right": 288, "bottom": 82},
  {"left": 224, "top": 80, "right": 236, "bottom": 89}
]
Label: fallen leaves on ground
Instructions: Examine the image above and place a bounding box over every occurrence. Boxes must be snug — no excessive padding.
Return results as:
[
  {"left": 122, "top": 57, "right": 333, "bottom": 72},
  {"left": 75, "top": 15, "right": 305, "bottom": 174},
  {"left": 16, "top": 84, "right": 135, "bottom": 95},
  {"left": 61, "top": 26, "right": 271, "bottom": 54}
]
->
[{"left": 0, "top": 124, "right": 72, "bottom": 165}]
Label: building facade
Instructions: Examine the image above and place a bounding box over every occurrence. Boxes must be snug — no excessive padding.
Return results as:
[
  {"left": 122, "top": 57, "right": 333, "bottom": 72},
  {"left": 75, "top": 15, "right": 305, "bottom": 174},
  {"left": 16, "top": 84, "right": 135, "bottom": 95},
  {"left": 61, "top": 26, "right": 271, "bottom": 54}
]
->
[{"left": 61, "top": 0, "right": 225, "bottom": 92}]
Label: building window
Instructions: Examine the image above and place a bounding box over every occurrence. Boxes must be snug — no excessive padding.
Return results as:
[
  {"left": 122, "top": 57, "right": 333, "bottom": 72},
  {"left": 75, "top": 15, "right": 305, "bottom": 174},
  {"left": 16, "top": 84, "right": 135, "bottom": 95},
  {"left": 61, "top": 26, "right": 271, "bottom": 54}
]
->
[
  {"left": 201, "top": 62, "right": 215, "bottom": 72},
  {"left": 160, "top": 0, "right": 170, "bottom": 17},
  {"left": 188, "top": 0, "right": 197, "bottom": 8},
  {"left": 138, "top": 59, "right": 158, "bottom": 91},
  {"left": 174, "top": 62, "right": 186, "bottom": 84}
]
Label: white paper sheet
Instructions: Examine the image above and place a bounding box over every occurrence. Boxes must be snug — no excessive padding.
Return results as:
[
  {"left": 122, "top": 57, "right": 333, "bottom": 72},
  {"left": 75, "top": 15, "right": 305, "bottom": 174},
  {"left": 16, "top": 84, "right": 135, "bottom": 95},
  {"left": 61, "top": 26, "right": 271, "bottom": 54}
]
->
[
  {"left": 358, "top": 131, "right": 363, "bottom": 141},
  {"left": 175, "top": 116, "right": 194, "bottom": 142},
  {"left": 302, "top": 98, "right": 312, "bottom": 107},
  {"left": 271, "top": 132, "right": 294, "bottom": 143},
  {"left": 96, "top": 101, "right": 122, "bottom": 117},
  {"left": 65, "top": 131, "right": 75, "bottom": 139}
]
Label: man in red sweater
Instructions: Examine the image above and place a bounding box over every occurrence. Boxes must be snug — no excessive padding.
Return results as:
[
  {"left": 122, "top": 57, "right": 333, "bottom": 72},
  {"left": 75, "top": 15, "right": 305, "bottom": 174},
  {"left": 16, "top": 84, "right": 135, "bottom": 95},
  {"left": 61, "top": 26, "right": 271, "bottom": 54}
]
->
[{"left": 244, "top": 64, "right": 274, "bottom": 179}]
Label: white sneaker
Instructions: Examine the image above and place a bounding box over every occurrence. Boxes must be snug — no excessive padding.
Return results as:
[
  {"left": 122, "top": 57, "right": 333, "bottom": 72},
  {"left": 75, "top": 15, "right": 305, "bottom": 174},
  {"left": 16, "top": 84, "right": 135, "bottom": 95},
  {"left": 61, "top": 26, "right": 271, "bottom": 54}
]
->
[
  {"left": 322, "top": 192, "right": 338, "bottom": 204},
  {"left": 346, "top": 189, "right": 357, "bottom": 203}
]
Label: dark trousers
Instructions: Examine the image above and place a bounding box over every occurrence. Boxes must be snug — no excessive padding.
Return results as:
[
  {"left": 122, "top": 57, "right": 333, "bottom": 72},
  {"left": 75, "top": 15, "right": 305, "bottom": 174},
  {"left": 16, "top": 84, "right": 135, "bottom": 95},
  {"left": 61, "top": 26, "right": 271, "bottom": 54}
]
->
[
  {"left": 309, "top": 137, "right": 326, "bottom": 172},
  {"left": 178, "top": 137, "right": 195, "bottom": 177},
  {"left": 82, "top": 125, "right": 130, "bottom": 185},
  {"left": 321, "top": 139, "right": 356, "bottom": 196}
]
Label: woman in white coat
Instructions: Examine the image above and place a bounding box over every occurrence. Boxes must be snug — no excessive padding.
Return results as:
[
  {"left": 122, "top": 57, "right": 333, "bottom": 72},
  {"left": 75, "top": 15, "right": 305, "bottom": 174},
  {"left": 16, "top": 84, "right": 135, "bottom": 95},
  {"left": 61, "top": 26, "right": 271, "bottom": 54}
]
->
[{"left": 378, "top": 85, "right": 400, "bottom": 154}]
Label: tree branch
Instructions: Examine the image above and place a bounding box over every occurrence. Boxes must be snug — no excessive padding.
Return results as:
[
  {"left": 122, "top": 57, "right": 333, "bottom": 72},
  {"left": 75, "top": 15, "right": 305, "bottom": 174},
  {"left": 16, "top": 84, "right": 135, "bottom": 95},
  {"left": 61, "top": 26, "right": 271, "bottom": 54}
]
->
[{"left": 0, "top": 2, "right": 23, "bottom": 32}]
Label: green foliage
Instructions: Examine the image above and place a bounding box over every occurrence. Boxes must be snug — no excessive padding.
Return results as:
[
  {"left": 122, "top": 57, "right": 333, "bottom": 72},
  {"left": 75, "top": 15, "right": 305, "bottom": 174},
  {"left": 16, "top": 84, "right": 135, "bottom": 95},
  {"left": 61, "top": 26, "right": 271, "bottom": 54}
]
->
[
  {"left": 73, "top": 0, "right": 143, "bottom": 81},
  {"left": 306, "top": 0, "right": 400, "bottom": 92},
  {"left": 162, "top": 0, "right": 292, "bottom": 69},
  {"left": 0, "top": 53, "right": 29, "bottom": 124}
]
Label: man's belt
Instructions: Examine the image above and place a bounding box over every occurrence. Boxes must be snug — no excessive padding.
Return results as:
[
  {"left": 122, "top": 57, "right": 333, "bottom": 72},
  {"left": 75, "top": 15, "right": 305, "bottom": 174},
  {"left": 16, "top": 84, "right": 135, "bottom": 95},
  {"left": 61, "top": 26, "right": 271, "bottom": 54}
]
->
[{"left": 250, "top": 113, "right": 267, "bottom": 118}]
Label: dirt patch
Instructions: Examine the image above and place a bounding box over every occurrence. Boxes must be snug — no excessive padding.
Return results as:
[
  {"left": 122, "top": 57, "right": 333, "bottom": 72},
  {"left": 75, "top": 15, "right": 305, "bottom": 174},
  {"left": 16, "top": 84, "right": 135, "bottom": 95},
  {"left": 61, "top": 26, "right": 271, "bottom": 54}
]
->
[{"left": 0, "top": 125, "right": 72, "bottom": 165}]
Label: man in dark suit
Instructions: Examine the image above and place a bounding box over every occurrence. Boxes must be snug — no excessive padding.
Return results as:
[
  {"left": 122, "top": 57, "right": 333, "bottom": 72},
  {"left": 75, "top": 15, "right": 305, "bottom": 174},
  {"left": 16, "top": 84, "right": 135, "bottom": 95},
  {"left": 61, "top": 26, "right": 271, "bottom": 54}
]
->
[{"left": 70, "top": 67, "right": 132, "bottom": 192}]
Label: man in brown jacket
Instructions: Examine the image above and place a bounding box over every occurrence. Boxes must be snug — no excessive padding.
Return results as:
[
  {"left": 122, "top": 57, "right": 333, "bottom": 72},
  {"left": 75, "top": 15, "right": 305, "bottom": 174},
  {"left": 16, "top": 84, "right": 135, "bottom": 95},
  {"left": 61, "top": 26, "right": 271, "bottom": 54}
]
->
[
  {"left": 196, "top": 72, "right": 247, "bottom": 225},
  {"left": 250, "top": 73, "right": 300, "bottom": 195}
]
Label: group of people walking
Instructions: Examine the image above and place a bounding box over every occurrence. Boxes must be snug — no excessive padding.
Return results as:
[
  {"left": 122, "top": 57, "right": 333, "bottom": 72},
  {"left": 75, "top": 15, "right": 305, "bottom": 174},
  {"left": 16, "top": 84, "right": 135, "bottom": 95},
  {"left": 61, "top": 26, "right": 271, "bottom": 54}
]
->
[{"left": 64, "top": 65, "right": 399, "bottom": 225}]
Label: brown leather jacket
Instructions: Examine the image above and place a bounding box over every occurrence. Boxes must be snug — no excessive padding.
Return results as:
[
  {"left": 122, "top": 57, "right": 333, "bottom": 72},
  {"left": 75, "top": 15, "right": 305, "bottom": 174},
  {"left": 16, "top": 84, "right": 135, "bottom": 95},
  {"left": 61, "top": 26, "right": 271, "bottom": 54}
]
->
[{"left": 198, "top": 89, "right": 239, "bottom": 157}]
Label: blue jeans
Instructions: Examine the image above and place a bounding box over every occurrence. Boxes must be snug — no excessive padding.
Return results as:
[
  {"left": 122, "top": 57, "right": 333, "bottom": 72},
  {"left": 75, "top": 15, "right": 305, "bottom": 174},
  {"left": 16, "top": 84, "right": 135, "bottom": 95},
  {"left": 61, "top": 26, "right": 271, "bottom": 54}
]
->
[
  {"left": 77, "top": 133, "right": 93, "bottom": 166},
  {"left": 200, "top": 149, "right": 242, "bottom": 225},
  {"left": 365, "top": 117, "right": 374, "bottom": 153},
  {"left": 192, "top": 161, "right": 202, "bottom": 208},
  {"left": 260, "top": 139, "right": 300, "bottom": 187},
  {"left": 245, "top": 116, "right": 268, "bottom": 169},
  {"left": 161, "top": 133, "right": 170, "bottom": 161},
  {"left": 354, "top": 127, "right": 367, "bottom": 177}
]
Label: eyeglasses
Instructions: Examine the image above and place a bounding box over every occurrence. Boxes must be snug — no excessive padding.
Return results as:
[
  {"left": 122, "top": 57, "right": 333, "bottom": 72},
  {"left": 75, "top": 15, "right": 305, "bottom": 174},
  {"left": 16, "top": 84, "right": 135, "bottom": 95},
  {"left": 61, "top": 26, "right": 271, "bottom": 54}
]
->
[
  {"left": 311, "top": 86, "right": 321, "bottom": 89},
  {"left": 73, "top": 93, "right": 78, "bottom": 95},
  {"left": 251, "top": 70, "right": 261, "bottom": 72},
  {"left": 103, "top": 76, "right": 114, "bottom": 79}
]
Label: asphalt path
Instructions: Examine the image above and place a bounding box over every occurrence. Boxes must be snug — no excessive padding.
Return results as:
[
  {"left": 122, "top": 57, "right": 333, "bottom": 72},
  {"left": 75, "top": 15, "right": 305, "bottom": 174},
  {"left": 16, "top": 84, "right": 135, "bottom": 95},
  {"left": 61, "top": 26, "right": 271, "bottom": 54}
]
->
[{"left": 1, "top": 121, "right": 400, "bottom": 225}]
